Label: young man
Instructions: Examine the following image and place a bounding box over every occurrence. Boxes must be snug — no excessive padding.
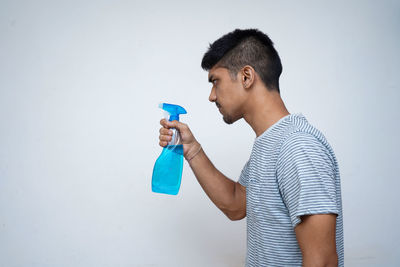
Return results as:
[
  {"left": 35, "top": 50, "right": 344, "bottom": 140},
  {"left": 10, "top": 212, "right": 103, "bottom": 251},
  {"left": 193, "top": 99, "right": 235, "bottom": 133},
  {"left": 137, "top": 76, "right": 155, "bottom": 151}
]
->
[{"left": 158, "top": 29, "right": 343, "bottom": 267}]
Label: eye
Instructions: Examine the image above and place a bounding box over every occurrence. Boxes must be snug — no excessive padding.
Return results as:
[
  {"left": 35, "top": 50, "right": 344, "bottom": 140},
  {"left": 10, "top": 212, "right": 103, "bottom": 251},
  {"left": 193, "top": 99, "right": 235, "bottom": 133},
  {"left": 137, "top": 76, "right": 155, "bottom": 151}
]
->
[{"left": 212, "top": 79, "right": 218, "bottom": 86}]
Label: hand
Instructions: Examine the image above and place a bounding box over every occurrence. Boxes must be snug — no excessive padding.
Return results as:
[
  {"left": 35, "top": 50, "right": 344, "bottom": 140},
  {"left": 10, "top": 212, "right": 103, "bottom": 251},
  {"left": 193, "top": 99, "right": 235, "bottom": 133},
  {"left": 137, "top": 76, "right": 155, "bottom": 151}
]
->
[{"left": 159, "top": 119, "right": 201, "bottom": 160}]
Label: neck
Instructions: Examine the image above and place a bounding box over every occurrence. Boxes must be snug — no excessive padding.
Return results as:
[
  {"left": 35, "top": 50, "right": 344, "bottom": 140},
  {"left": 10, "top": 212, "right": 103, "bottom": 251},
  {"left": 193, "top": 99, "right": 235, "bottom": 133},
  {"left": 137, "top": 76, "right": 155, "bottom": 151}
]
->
[{"left": 243, "top": 86, "right": 290, "bottom": 137}]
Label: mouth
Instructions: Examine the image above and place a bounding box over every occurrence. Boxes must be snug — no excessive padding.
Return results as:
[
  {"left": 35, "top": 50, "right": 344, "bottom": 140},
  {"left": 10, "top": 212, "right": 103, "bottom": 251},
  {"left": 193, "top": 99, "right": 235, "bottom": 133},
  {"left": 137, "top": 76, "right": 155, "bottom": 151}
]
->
[
  {"left": 216, "top": 102, "right": 221, "bottom": 109},
  {"left": 216, "top": 103, "right": 223, "bottom": 114}
]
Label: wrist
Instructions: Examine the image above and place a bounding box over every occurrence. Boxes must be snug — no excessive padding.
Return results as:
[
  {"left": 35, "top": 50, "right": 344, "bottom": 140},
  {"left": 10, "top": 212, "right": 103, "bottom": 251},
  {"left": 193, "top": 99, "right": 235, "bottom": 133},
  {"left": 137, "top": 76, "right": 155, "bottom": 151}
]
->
[{"left": 185, "top": 142, "right": 202, "bottom": 162}]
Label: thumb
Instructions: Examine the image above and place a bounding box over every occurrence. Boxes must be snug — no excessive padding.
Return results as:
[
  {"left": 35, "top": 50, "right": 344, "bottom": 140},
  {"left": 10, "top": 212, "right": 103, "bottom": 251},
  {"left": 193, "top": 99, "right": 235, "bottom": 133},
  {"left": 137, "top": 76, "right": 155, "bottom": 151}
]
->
[
  {"left": 167, "top": 120, "right": 185, "bottom": 131},
  {"left": 161, "top": 118, "right": 180, "bottom": 129}
]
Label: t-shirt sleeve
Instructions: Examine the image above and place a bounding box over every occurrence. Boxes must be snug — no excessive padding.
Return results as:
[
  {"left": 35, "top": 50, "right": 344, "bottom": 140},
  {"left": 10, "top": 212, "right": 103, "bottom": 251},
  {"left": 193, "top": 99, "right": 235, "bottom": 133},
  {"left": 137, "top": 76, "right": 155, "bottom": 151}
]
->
[
  {"left": 276, "top": 131, "right": 339, "bottom": 228},
  {"left": 238, "top": 160, "right": 250, "bottom": 187}
]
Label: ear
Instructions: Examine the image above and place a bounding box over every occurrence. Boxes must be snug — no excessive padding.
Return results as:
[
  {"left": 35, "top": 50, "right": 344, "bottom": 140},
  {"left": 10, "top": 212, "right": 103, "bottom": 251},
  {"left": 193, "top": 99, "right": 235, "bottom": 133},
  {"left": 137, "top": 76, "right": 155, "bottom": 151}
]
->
[{"left": 240, "top": 65, "right": 255, "bottom": 89}]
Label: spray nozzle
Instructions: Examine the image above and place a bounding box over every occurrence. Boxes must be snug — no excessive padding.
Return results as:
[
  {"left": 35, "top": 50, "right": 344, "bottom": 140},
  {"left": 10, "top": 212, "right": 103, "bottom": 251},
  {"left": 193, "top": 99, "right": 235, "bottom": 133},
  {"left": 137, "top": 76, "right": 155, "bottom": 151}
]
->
[{"left": 159, "top": 103, "right": 187, "bottom": 122}]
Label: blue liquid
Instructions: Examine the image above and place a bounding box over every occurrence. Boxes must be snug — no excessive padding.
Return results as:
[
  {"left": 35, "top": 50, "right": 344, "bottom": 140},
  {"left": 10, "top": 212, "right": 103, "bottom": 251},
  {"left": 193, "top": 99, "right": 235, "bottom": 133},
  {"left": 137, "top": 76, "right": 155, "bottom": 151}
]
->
[{"left": 152, "top": 144, "right": 184, "bottom": 195}]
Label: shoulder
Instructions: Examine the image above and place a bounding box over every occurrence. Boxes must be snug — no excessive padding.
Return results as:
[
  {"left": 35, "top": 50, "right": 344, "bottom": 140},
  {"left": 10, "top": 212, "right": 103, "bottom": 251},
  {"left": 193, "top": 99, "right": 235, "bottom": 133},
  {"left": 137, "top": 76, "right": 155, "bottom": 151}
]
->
[
  {"left": 279, "top": 131, "right": 324, "bottom": 155},
  {"left": 277, "top": 130, "right": 335, "bottom": 171},
  {"left": 277, "top": 114, "right": 331, "bottom": 153}
]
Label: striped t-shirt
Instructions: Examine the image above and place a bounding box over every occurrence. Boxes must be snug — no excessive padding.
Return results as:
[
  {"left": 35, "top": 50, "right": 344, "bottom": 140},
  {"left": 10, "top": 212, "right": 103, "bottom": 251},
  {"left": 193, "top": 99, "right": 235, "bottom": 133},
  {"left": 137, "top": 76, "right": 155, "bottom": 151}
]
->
[{"left": 238, "top": 113, "right": 343, "bottom": 267}]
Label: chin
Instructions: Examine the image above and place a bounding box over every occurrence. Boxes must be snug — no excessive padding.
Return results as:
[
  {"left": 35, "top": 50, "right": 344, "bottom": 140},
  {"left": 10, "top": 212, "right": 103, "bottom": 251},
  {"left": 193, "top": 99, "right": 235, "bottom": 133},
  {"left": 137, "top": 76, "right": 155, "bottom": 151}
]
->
[{"left": 223, "top": 115, "right": 238, "bottom": 125}]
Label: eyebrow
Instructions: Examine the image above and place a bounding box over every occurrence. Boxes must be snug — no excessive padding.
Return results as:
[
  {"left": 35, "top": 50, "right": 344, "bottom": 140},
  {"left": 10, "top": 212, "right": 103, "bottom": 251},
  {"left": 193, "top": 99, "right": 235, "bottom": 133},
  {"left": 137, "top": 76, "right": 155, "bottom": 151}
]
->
[{"left": 208, "top": 74, "right": 214, "bottom": 83}]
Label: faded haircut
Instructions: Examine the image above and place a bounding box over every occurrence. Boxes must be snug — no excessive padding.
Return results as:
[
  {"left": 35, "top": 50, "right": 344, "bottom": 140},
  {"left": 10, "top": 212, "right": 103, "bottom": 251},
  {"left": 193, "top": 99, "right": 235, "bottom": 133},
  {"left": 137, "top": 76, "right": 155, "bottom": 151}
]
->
[{"left": 201, "top": 29, "right": 282, "bottom": 92}]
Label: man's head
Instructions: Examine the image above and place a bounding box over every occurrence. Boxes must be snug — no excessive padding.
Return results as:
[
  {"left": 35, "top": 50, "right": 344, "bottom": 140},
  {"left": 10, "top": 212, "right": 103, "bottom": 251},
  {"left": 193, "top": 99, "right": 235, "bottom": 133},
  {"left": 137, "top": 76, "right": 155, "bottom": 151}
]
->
[
  {"left": 201, "top": 29, "right": 282, "bottom": 124},
  {"left": 201, "top": 28, "right": 282, "bottom": 93}
]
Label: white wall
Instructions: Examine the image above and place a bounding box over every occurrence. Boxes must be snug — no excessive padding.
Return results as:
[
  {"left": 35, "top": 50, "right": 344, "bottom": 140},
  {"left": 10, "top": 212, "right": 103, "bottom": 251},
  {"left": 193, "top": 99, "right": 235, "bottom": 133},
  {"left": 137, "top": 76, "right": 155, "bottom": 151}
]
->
[{"left": 0, "top": 0, "right": 399, "bottom": 266}]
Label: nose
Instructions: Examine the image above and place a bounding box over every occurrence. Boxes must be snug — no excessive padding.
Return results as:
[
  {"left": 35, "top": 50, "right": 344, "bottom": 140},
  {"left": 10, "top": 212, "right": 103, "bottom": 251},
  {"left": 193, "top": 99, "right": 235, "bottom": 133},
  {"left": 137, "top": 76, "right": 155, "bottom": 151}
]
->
[{"left": 208, "top": 87, "right": 216, "bottom": 103}]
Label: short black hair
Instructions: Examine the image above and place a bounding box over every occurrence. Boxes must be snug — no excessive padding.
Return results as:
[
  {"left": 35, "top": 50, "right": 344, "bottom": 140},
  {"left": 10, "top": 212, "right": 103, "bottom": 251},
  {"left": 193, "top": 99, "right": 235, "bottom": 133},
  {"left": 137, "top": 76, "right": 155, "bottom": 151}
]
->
[{"left": 201, "top": 29, "right": 282, "bottom": 92}]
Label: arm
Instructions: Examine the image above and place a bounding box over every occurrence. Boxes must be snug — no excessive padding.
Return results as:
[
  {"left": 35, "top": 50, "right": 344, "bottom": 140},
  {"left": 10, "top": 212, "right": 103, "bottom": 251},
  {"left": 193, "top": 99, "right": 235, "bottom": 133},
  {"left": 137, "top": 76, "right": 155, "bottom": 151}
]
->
[
  {"left": 295, "top": 214, "right": 338, "bottom": 267},
  {"left": 276, "top": 132, "right": 341, "bottom": 266},
  {"left": 159, "top": 119, "right": 246, "bottom": 220}
]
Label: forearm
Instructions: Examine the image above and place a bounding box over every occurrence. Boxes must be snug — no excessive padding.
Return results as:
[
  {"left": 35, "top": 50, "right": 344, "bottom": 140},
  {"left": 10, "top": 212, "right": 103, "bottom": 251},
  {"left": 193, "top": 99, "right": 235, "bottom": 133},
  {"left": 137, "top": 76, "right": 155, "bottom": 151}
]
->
[{"left": 186, "top": 144, "right": 237, "bottom": 215}]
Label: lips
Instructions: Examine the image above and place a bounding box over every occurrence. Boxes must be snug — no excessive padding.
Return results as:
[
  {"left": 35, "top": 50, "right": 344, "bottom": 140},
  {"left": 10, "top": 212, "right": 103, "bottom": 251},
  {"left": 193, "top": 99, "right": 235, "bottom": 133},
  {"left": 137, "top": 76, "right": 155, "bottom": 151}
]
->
[{"left": 216, "top": 103, "right": 223, "bottom": 114}]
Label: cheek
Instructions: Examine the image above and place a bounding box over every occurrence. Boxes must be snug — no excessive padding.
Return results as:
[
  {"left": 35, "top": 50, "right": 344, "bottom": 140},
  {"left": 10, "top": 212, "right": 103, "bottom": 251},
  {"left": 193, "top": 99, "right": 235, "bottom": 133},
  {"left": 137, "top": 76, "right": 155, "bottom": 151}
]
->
[{"left": 218, "top": 82, "right": 238, "bottom": 106}]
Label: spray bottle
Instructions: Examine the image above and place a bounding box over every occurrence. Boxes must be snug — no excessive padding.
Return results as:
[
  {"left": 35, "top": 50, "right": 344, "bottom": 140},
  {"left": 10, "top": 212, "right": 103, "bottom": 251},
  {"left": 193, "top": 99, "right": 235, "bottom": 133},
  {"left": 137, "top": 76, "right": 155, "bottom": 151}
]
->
[{"left": 152, "top": 103, "right": 187, "bottom": 195}]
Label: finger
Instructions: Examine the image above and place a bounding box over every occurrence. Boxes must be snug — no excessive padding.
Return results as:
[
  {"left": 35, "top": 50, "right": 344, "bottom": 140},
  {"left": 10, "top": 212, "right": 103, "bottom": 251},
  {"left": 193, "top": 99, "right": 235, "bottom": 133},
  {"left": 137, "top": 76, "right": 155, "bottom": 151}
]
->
[
  {"left": 159, "top": 140, "right": 168, "bottom": 147},
  {"left": 159, "top": 127, "right": 173, "bottom": 135},
  {"left": 160, "top": 119, "right": 170, "bottom": 128},
  {"left": 159, "top": 135, "right": 172, "bottom": 142}
]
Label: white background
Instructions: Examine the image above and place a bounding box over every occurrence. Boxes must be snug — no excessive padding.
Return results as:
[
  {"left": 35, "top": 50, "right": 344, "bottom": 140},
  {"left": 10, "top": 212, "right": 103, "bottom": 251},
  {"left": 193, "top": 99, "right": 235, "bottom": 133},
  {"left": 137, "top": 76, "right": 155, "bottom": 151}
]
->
[{"left": 1, "top": 0, "right": 399, "bottom": 266}]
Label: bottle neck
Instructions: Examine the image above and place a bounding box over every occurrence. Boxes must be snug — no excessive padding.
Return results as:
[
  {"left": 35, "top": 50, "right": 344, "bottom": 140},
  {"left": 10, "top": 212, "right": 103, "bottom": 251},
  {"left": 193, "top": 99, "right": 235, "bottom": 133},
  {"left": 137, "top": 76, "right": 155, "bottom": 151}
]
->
[{"left": 169, "top": 114, "right": 180, "bottom": 122}]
